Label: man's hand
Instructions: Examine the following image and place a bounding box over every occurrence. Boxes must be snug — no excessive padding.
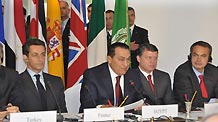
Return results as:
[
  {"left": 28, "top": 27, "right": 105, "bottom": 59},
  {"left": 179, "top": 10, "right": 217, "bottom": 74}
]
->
[
  {"left": 6, "top": 103, "right": 19, "bottom": 113},
  {"left": 130, "top": 41, "right": 139, "bottom": 51},
  {"left": 0, "top": 111, "right": 7, "bottom": 121}
]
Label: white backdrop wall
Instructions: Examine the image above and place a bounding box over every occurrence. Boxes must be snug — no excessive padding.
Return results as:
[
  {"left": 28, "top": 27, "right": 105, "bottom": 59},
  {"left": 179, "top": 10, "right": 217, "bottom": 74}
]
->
[{"left": 106, "top": 0, "right": 218, "bottom": 82}]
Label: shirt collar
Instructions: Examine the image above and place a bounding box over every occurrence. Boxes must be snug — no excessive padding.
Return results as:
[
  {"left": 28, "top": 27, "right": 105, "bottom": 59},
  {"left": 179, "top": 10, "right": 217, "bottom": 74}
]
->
[
  {"left": 27, "top": 68, "right": 43, "bottom": 78},
  {"left": 192, "top": 66, "right": 204, "bottom": 77},
  {"left": 138, "top": 66, "right": 153, "bottom": 78}
]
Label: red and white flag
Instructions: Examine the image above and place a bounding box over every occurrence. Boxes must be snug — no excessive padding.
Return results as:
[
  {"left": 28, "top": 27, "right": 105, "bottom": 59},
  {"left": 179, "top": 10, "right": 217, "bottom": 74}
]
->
[
  {"left": 4, "top": 0, "right": 26, "bottom": 73},
  {"left": 65, "top": 0, "right": 87, "bottom": 113},
  {"left": 30, "top": 0, "right": 48, "bottom": 71}
]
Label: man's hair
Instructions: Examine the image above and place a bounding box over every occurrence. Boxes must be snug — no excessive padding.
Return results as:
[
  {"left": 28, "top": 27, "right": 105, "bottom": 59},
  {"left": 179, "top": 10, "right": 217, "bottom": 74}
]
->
[
  {"left": 107, "top": 42, "right": 129, "bottom": 58},
  {"left": 87, "top": 3, "right": 92, "bottom": 8},
  {"left": 22, "top": 39, "right": 46, "bottom": 56},
  {"left": 137, "top": 43, "right": 158, "bottom": 57},
  {"left": 106, "top": 10, "right": 114, "bottom": 14},
  {"left": 128, "top": 6, "right": 135, "bottom": 14},
  {"left": 190, "top": 41, "right": 212, "bottom": 56},
  {"left": 59, "top": 0, "right": 69, "bottom": 7},
  {"left": 189, "top": 41, "right": 212, "bottom": 62}
]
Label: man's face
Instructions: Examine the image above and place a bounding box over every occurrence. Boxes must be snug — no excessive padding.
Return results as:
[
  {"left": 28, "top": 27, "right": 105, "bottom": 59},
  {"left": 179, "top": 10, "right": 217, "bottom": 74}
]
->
[
  {"left": 107, "top": 47, "right": 130, "bottom": 76},
  {"left": 87, "top": 6, "right": 92, "bottom": 21},
  {"left": 59, "top": 1, "right": 70, "bottom": 20},
  {"left": 106, "top": 12, "right": 114, "bottom": 31},
  {"left": 191, "top": 45, "right": 210, "bottom": 73},
  {"left": 128, "top": 10, "right": 135, "bottom": 26},
  {"left": 25, "top": 45, "right": 46, "bottom": 73},
  {"left": 137, "top": 50, "right": 158, "bottom": 74}
]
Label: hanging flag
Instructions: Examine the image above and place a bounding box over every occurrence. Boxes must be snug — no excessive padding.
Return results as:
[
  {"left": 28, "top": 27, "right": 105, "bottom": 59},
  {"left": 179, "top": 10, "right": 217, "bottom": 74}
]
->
[
  {"left": 30, "top": 0, "right": 48, "bottom": 71},
  {"left": 111, "top": 0, "right": 130, "bottom": 46},
  {"left": 67, "top": 0, "right": 87, "bottom": 88},
  {"left": 4, "top": 0, "right": 26, "bottom": 72},
  {"left": 65, "top": 0, "right": 87, "bottom": 113},
  {"left": 0, "top": 0, "right": 5, "bottom": 65},
  {"left": 47, "top": 0, "right": 64, "bottom": 82},
  {"left": 87, "top": 0, "right": 107, "bottom": 68}
]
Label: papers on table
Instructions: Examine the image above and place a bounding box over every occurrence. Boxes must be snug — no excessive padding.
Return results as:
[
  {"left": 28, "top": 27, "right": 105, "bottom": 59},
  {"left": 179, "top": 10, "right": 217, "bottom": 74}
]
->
[{"left": 123, "top": 99, "right": 144, "bottom": 111}]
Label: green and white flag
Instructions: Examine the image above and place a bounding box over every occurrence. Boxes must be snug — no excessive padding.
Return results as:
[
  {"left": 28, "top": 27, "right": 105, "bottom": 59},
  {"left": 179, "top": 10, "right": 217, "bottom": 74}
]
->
[
  {"left": 88, "top": 0, "right": 107, "bottom": 68},
  {"left": 111, "top": 0, "right": 130, "bottom": 46}
]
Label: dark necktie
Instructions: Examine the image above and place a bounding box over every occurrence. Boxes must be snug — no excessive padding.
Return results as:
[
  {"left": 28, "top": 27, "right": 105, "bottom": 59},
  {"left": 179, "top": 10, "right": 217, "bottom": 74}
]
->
[
  {"left": 107, "top": 31, "right": 112, "bottom": 47},
  {"left": 147, "top": 75, "right": 154, "bottom": 92},
  {"left": 35, "top": 74, "right": 47, "bottom": 110},
  {"left": 115, "top": 76, "right": 123, "bottom": 106},
  {"left": 199, "top": 75, "right": 208, "bottom": 98}
]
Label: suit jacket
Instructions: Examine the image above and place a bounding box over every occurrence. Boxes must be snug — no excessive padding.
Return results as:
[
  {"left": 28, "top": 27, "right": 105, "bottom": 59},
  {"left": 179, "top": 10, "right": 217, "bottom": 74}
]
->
[
  {"left": 136, "top": 68, "right": 175, "bottom": 105},
  {"left": 20, "top": 70, "right": 67, "bottom": 112},
  {"left": 0, "top": 66, "right": 24, "bottom": 109},
  {"left": 79, "top": 62, "right": 143, "bottom": 113},
  {"left": 62, "top": 18, "right": 70, "bottom": 83},
  {"left": 173, "top": 61, "right": 218, "bottom": 110},
  {"left": 131, "top": 25, "right": 149, "bottom": 69}
]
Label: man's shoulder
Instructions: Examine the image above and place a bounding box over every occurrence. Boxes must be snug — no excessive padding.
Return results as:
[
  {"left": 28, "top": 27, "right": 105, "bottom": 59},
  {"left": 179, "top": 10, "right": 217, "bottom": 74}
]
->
[
  {"left": 205, "top": 63, "right": 218, "bottom": 73},
  {"left": 0, "top": 66, "right": 18, "bottom": 74},
  {"left": 43, "top": 72, "right": 61, "bottom": 80},
  {"left": 176, "top": 61, "right": 191, "bottom": 70},
  {"left": 154, "top": 69, "right": 170, "bottom": 76},
  {"left": 85, "top": 62, "right": 108, "bottom": 73},
  {"left": 134, "top": 25, "right": 148, "bottom": 32}
]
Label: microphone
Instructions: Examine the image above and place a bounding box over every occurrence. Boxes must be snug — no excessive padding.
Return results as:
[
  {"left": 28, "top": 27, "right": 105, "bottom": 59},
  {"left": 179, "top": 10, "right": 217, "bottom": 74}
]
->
[
  {"left": 47, "top": 81, "right": 64, "bottom": 122},
  {"left": 129, "top": 80, "right": 152, "bottom": 104},
  {"left": 129, "top": 80, "right": 144, "bottom": 99},
  {"left": 84, "top": 85, "right": 97, "bottom": 107}
]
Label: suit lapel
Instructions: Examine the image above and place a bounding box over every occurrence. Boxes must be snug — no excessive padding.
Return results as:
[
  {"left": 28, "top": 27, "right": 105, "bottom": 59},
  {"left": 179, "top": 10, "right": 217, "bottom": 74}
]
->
[
  {"left": 23, "top": 70, "right": 40, "bottom": 98},
  {"left": 42, "top": 73, "right": 53, "bottom": 106},
  {"left": 131, "top": 25, "right": 139, "bottom": 41},
  {"left": 153, "top": 70, "right": 158, "bottom": 95},
  {"left": 102, "top": 64, "right": 114, "bottom": 104}
]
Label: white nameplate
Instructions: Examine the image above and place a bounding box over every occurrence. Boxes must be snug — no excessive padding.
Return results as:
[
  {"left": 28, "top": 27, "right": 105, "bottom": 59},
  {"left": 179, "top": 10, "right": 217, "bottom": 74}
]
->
[
  {"left": 10, "top": 111, "right": 57, "bottom": 122},
  {"left": 204, "top": 103, "right": 218, "bottom": 116},
  {"left": 84, "top": 107, "right": 124, "bottom": 121},
  {"left": 142, "top": 104, "right": 178, "bottom": 118}
]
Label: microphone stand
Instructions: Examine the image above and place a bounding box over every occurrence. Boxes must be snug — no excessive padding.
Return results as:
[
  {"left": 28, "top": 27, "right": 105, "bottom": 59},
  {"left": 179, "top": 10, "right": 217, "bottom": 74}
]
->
[{"left": 47, "top": 81, "right": 64, "bottom": 122}]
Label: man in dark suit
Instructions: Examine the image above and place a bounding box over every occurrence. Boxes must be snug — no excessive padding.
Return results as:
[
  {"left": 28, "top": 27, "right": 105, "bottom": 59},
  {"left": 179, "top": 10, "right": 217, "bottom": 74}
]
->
[
  {"left": 60, "top": 0, "right": 70, "bottom": 83},
  {"left": 106, "top": 10, "right": 114, "bottom": 49},
  {"left": 128, "top": 7, "right": 150, "bottom": 69},
  {"left": 79, "top": 43, "right": 143, "bottom": 113},
  {"left": 0, "top": 43, "right": 22, "bottom": 119},
  {"left": 173, "top": 41, "right": 218, "bottom": 110},
  {"left": 20, "top": 39, "right": 67, "bottom": 112},
  {"left": 136, "top": 43, "right": 175, "bottom": 105}
]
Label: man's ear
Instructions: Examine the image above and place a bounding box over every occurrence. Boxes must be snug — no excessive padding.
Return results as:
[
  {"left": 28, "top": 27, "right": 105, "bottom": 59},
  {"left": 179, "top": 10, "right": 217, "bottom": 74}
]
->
[
  {"left": 107, "top": 56, "right": 112, "bottom": 64},
  {"left": 136, "top": 55, "right": 140, "bottom": 63},
  {"left": 23, "top": 55, "right": 28, "bottom": 63}
]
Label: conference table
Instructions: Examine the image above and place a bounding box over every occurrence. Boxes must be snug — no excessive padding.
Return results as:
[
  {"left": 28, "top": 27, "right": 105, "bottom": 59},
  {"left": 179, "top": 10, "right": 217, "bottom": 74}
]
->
[{"left": 62, "top": 110, "right": 205, "bottom": 122}]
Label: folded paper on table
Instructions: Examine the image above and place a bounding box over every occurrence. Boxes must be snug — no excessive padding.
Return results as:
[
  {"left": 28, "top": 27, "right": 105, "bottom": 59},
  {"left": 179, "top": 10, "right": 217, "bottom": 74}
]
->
[{"left": 123, "top": 99, "right": 144, "bottom": 111}]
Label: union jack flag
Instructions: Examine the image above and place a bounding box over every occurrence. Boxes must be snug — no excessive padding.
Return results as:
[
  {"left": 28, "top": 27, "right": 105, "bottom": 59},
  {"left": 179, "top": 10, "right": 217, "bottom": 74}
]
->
[{"left": 67, "top": 0, "right": 87, "bottom": 88}]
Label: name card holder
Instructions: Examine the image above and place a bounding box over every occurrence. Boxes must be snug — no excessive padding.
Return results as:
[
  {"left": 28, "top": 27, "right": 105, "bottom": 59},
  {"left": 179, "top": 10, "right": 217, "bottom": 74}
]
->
[
  {"left": 142, "top": 104, "right": 178, "bottom": 118},
  {"left": 10, "top": 111, "right": 57, "bottom": 122},
  {"left": 84, "top": 107, "right": 124, "bottom": 121},
  {"left": 204, "top": 103, "right": 218, "bottom": 116}
]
